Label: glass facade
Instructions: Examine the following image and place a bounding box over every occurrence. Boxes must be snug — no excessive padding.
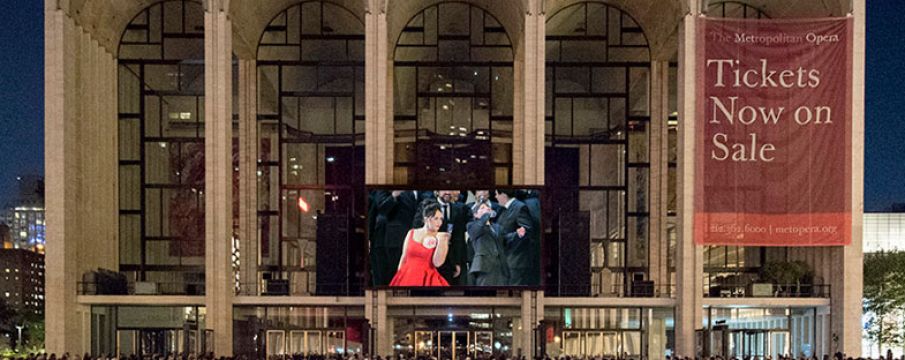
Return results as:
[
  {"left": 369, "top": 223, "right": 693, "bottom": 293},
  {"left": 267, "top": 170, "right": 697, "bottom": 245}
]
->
[
  {"left": 233, "top": 306, "right": 366, "bottom": 359},
  {"left": 393, "top": 3, "right": 515, "bottom": 187},
  {"left": 703, "top": 307, "right": 819, "bottom": 360},
  {"left": 544, "top": 2, "right": 652, "bottom": 297},
  {"left": 117, "top": 0, "right": 207, "bottom": 293},
  {"left": 863, "top": 212, "right": 905, "bottom": 253},
  {"left": 91, "top": 306, "right": 208, "bottom": 356},
  {"left": 544, "top": 307, "right": 674, "bottom": 360},
  {"left": 389, "top": 306, "right": 521, "bottom": 359},
  {"left": 253, "top": 1, "right": 367, "bottom": 297},
  {"left": 51, "top": 0, "right": 856, "bottom": 358}
]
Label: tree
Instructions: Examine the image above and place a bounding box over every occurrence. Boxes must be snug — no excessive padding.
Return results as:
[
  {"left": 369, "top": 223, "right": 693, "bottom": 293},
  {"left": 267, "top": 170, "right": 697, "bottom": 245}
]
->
[
  {"left": 760, "top": 260, "right": 813, "bottom": 295},
  {"left": 0, "top": 299, "right": 18, "bottom": 350},
  {"left": 863, "top": 251, "right": 905, "bottom": 354}
]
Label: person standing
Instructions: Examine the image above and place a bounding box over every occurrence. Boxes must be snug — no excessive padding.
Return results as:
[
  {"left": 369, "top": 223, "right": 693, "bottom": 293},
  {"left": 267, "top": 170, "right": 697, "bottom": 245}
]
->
[
  {"left": 390, "top": 199, "right": 450, "bottom": 287},
  {"left": 495, "top": 189, "right": 534, "bottom": 285},
  {"left": 436, "top": 190, "right": 471, "bottom": 285},
  {"left": 467, "top": 202, "right": 509, "bottom": 285},
  {"left": 371, "top": 190, "right": 421, "bottom": 286}
]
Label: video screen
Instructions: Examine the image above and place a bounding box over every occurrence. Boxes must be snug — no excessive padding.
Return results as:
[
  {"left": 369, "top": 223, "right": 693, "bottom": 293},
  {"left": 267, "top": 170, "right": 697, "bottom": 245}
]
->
[{"left": 367, "top": 188, "right": 542, "bottom": 288}]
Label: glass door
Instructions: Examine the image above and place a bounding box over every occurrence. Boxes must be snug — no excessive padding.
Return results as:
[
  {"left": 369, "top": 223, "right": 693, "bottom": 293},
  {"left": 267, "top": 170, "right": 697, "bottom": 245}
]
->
[
  {"left": 267, "top": 330, "right": 286, "bottom": 357},
  {"left": 769, "top": 331, "right": 790, "bottom": 360},
  {"left": 438, "top": 331, "right": 469, "bottom": 360},
  {"left": 563, "top": 331, "right": 582, "bottom": 356},
  {"left": 730, "top": 330, "right": 766, "bottom": 360},
  {"left": 326, "top": 330, "right": 346, "bottom": 354},
  {"left": 474, "top": 331, "right": 493, "bottom": 357},
  {"left": 117, "top": 330, "right": 138, "bottom": 356},
  {"left": 415, "top": 331, "right": 434, "bottom": 357},
  {"left": 289, "top": 331, "right": 306, "bottom": 355}
]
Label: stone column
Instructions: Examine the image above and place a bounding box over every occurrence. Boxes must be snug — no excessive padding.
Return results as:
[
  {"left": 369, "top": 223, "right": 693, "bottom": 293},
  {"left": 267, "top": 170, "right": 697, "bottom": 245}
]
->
[
  {"left": 45, "top": 7, "right": 83, "bottom": 354},
  {"left": 365, "top": 1, "right": 393, "bottom": 184},
  {"left": 237, "top": 58, "right": 259, "bottom": 295},
  {"left": 831, "top": 0, "right": 864, "bottom": 356},
  {"left": 676, "top": 1, "right": 702, "bottom": 356},
  {"left": 518, "top": 291, "right": 542, "bottom": 357},
  {"left": 513, "top": 1, "right": 545, "bottom": 185},
  {"left": 204, "top": 0, "right": 234, "bottom": 355},
  {"left": 376, "top": 290, "right": 392, "bottom": 357},
  {"left": 46, "top": 3, "right": 119, "bottom": 354},
  {"left": 648, "top": 60, "right": 670, "bottom": 291}
]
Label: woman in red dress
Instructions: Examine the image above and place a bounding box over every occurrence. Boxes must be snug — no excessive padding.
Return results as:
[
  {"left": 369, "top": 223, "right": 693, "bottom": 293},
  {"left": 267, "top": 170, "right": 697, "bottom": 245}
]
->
[{"left": 390, "top": 199, "right": 450, "bottom": 286}]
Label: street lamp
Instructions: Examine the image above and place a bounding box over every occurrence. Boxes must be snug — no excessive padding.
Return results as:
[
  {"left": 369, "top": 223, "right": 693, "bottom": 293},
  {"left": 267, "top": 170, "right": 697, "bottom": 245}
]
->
[{"left": 14, "top": 324, "right": 24, "bottom": 350}]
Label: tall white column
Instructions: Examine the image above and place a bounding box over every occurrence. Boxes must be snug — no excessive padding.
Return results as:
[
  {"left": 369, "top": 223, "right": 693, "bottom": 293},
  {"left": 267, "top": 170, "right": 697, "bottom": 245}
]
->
[
  {"left": 204, "top": 0, "right": 234, "bottom": 355},
  {"left": 46, "top": 3, "right": 119, "bottom": 353},
  {"left": 237, "top": 58, "right": 259, "bottom": 295},
  {"left": 676, "top": 1, "right": 702, "bottom": 356},
  {"left": 648, "top": 60, "right": 670, "bottom": 290},
  {"left": 832, "top": 0, "right": 864, "bottom": 356},
  {"left": 45, "top": 7, "right": 83, "bottom": 354},
  {"left": 514, "top": 1, "right": 545, "bottom": 185},
  {"left": 365, "top": 1, "right": 392, "bottom": 184}
]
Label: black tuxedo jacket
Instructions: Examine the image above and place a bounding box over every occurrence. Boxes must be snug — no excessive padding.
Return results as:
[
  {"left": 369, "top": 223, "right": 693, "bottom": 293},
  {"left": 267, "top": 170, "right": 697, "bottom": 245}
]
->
[{"left": 496, "top": 199, "right": 534, "bottom": 281}]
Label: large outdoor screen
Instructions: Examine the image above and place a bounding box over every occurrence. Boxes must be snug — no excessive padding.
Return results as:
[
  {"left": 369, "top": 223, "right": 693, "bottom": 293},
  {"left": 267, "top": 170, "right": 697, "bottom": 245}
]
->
[{"left": 367, "top": 188, "right": 542, "bottom": 288}]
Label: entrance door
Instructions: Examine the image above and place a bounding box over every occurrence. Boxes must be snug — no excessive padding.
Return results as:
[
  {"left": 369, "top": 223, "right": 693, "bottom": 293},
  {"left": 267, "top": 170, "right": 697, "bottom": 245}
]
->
[
  {"left": 730, "top": 330, "right": 766, "bottom": 360},
  {"left": 415, "top": 331, "right": 435, "bottom": 357},
  {"left": 288, "top": 330, "right": 323, "bottom": 355},
  {"left": 267, "top": 330, "right": 286, "bottom": 356},
  {"left": 769, "top": 331, "right": 790, "bottom": 359},
  {"left": 474, "top": 331, "right": 493, "bottom": 357},
  {"left": 116, "top": 329, "right": 184, "bottom": 356},
  {"left": 438, "top": 331, "right": 469, "bottom": 360}
]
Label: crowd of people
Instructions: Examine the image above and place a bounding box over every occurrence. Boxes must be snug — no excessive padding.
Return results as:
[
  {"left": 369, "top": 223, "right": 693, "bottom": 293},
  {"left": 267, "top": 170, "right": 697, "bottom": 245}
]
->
[
  {"left": 4, "top": 352, "right": 897, "bottom": 360},
  {"left": 368, "top": 189, "right": 541, "bottom": 288},
  {"left": 3, "top": 353, "right": 902, "bottom": 360}
]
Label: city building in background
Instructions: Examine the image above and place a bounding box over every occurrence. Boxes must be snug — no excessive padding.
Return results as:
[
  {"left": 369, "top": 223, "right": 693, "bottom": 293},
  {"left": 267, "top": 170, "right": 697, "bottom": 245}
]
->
[
  {"left": 2, "top": 176, "right": 45, "bottom": 253},
  {"left": 43, "top": 0, "right": 865, "bottom": 359},
  {"left": 863, "top": 212, "right": 905, "bottom": 253},
  {"left": 0, "top": 223, "right": 11, "bottom": 249},
  {"left": 0, "top": 248, "right": 45, "bottom": 316}
]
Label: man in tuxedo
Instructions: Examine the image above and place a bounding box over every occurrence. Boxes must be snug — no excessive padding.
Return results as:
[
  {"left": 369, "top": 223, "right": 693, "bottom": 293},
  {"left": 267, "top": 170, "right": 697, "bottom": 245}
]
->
[
  {"left": 466, "top": 203, "right": 509, "bottom": 286},
  {"left": 517, "top": 189, "right": 542, "bottom": 285},
  {"left": 436, "top": 190, "right": 471, "bottom": 285},
  {"left": 464, "top": 190, "right": 500, "bottom": 284},
  {"left": 371, "top": 190, "right": 421, "bottom": 286},
  {"left": 495, "top": 189, "right": 535, "bottom": 285}
]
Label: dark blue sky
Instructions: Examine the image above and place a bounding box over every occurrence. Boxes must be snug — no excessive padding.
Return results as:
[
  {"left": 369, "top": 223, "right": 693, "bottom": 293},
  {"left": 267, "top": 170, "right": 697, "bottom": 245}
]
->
[
  {"left": 0, "top": 1, "right": 44, "bottom": 208},
  {"left": 0, "top": 2, "right": 902, "bottom": 210}
]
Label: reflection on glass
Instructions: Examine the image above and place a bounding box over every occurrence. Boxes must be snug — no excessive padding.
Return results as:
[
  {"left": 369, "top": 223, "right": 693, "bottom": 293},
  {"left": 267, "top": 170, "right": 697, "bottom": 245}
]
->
[
  {"left": 474, "top": 331, "right": 493, "bottom": 357},
  {"left": 267, "top": 330, "right": 286, "bottom": 356},
  {"left": 563, "top": 331, "right": 582, "bottom": 356},
  {"left": 326, "top": 331, "right": 345, "bottom": 354},
  {"left": 415, "top": 331, "right": 434, "bottom": 357}
]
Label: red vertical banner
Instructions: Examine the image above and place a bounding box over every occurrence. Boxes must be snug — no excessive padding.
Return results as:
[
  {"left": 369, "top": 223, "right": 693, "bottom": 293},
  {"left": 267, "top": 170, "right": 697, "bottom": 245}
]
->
[{"left": 694, "top": 18, "right": 853, "bottom": 246}]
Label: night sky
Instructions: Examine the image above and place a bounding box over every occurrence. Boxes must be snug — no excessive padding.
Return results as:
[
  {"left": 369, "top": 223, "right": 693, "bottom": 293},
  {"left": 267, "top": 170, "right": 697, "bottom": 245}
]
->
[{"left": 0, "top": 2, "right": 902, "bottom": 211}]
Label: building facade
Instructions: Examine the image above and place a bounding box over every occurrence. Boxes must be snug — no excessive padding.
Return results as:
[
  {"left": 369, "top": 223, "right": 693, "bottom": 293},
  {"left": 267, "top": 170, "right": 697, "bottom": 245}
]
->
[
  {"left": 2, "top": 176, "right": 46, "bottom": 253},
  {"left": 0, "top": 248, "right": 45, "bottom": 316},
  {"left": 44, "top": 0, "right": 865, "bottom": 358}
]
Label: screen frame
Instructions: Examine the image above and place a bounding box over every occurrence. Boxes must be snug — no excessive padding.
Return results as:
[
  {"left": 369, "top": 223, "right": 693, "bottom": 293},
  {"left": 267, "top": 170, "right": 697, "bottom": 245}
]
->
[{"left": 364, "top": 185, "right": 546, "bottom": 291}]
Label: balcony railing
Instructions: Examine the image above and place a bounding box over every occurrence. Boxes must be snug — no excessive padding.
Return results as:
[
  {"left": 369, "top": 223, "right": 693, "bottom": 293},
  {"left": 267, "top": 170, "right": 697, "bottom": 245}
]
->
[
  {"left": 78, "top": 280, "right": 205, "bottom": 296},
  {"left": 704, "top": 283, "right": 830, "bottom": 298},
  {"left": 549, "top": 283, "right": 676, "bottom": 298}
]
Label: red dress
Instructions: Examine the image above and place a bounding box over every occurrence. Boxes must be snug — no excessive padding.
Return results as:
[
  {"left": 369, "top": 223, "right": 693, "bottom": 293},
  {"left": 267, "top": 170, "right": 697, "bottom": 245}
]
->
[{"left": 389, "top": 229, "right": 449, "bottom": 287}]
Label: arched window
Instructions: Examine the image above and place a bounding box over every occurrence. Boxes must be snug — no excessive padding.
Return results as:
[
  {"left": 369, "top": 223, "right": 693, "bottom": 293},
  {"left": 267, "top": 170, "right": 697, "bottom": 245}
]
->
[
  {"left": 256, "top": 1, "right": 365, "bottom": 295},
  {"left": 118, "top": 0, "right": 206, "bottom": 293},
  {"left": 545, "top": 2, "right": 651, "bottom": 296},
  {"left": 393, "top": 2, "right": 514, "bottom": 187},
  {"left": 707, "top": 1, "right": 769, "bottom": 19}
]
